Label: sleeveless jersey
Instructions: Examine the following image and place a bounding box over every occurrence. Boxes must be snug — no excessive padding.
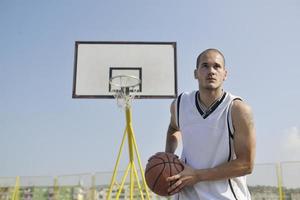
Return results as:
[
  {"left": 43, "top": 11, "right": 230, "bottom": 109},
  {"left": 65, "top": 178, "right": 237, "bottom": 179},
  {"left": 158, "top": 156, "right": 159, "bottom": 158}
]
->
[{"left": 173, "top": 91, "right": 251, "bottom": 200}]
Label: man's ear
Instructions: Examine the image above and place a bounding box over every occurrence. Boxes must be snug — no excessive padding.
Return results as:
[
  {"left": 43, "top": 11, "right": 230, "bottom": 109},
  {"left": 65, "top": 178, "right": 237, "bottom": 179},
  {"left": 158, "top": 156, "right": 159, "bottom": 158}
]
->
[
  {"left": 223, "top": 68, "right": 228, "bottom": 81},
  {"left": 194, "top": 69, "right": 198, "bottom": 79}
]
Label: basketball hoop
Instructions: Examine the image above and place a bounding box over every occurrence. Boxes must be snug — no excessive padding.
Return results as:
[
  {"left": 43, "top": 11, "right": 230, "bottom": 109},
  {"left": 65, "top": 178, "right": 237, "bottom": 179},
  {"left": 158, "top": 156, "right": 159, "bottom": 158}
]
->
[
  {"left": 73, "top": 42, "right": 176, "bottom": 200},
  {"left": 109, "top": 75, "right": 141, "bottom": 108}
]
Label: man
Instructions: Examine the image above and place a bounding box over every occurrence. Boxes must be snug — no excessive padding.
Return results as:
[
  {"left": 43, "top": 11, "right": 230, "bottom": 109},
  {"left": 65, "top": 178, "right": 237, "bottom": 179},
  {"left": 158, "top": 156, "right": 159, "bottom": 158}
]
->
[{"left": 165, "top": 49, "right": 256, "bottom": 199}]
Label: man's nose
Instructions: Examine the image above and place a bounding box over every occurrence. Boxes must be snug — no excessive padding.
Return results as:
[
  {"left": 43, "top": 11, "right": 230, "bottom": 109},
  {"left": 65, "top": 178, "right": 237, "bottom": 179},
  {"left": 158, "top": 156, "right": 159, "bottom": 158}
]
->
[{"left": 208, "top": 66, "right": 216, "bottom": 74}]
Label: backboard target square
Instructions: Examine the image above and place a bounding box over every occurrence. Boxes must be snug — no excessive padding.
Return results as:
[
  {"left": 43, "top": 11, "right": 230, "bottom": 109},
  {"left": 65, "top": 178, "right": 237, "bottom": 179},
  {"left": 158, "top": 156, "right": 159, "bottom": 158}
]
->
[
  {"left": 72, "top": 41, "right": 177, "bottom": 99},
  {"left": 109, "top": 67, "right": 142, "bottom": 93}
]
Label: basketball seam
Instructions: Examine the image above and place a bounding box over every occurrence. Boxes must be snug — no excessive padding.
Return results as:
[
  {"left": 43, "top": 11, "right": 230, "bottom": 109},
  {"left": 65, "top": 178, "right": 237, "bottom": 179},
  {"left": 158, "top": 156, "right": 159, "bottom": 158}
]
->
[
  {"left": 173, "top": 157, "right": 183, "bottom": 172},
  {"left": 152, "top": 160, "right": 166, "bottom": 192},
  {"left": 145, "top": 156, "right": 166, "bottom": 173},
  {"left": 146, "top": 161, "right": 180, "bottom": 173},
  {"left": 166, "top": 153, "right": 172, "bottom": 190},
  {"left": 145, "top": 155, "right": 181, "bottom": 173},
  {"left": 168, "top": 157, "right": 184, "bottom": 195}
]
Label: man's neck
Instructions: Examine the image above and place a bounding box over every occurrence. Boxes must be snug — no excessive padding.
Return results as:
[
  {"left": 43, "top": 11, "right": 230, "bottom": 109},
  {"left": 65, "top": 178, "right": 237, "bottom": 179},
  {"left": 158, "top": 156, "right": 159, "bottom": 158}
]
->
[{"left": 198, "top": 88, "right": 224, "bottom": 108}]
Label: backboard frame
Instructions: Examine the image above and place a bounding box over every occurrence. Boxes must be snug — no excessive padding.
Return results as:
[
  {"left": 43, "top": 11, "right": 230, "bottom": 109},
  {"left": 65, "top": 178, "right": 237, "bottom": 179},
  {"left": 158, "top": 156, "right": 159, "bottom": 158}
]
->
[{"left": 72, "top": 41, "right": 178, "bottom": 99}]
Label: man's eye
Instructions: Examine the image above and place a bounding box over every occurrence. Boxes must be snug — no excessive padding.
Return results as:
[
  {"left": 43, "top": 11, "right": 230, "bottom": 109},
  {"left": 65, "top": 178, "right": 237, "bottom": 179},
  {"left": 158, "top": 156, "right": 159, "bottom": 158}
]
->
[{"left": 214, "top": 64, "right": 221, "bottom": 69}]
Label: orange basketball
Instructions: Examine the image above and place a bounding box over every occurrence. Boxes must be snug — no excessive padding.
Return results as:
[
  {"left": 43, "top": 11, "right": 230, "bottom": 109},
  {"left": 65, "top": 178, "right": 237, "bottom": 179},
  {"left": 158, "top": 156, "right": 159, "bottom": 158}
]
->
[{"left": 145, "top": 152, "right": 184, "bottom": 196}]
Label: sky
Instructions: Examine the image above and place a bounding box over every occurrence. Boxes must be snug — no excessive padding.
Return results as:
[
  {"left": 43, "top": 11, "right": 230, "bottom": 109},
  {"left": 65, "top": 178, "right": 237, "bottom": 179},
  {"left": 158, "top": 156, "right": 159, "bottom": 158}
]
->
[{"left": 1, "top": 0, "right": 300, "bottom": 185}]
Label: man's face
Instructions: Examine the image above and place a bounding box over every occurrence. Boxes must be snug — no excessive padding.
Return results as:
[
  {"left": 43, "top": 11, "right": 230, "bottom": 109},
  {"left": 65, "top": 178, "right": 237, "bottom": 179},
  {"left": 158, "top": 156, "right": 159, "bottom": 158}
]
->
[{"left": 194, "top": 51, "right": 227, "bottom": 90}]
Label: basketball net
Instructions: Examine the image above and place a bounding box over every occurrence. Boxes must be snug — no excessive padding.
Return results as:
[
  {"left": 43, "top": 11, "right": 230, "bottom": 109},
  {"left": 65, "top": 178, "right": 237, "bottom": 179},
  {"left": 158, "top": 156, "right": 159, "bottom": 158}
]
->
[{"left": 110, "top": 75, "right": 140, "bottom": 108}]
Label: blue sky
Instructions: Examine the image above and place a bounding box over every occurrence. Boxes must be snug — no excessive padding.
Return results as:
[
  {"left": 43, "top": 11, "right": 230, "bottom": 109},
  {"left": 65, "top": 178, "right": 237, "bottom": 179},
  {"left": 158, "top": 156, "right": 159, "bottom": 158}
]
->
[{"left": 1, "top": 0, "right": 300, "bottom": 178}]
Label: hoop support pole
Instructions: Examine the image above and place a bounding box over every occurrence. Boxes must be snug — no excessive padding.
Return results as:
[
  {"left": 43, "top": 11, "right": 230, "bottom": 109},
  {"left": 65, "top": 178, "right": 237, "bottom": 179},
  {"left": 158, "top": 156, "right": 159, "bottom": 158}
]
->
[
  {"left": 131, "top": 125, "right": 151, "bottom": 199},
  {"left": 12, "top": 176, "right": 20, "bottom": 200},
  {"left": 276, "top": 163, "right": 285, "bottom": 200},
  {"left": 107, "top": 103, "right": 150, "bottom": 200},
  {"left": 115, "top": 163, "right": 131, "bottom": 200},
  {"left": 107, "top": 128, "right": 128, "bottom": 199}
]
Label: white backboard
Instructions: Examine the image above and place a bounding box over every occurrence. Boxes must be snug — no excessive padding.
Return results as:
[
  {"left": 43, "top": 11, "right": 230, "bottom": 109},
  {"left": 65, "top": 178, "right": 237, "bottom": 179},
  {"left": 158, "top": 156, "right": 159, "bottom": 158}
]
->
[{"left": 72, "top": 41, "right": 177, "bottom": 99}]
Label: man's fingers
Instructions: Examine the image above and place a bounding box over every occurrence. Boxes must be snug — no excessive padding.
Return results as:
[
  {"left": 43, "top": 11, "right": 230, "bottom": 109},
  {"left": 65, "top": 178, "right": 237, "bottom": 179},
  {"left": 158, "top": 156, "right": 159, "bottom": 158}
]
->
[
  {"left": 166, "top": 174, "right": 181, "bottom": 182},
  {"left": 168, "top": 179, "right": 185, "bottom": 195},
  {"left": 168, "top": 179, "right": 182, "bottom": 192}
]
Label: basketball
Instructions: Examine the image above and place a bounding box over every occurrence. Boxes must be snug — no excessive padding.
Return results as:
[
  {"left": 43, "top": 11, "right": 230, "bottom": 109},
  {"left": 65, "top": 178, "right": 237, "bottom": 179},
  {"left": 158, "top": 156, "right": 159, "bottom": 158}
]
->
[{"left": 145, "top": 152, "right": 184, "bottom": 196}]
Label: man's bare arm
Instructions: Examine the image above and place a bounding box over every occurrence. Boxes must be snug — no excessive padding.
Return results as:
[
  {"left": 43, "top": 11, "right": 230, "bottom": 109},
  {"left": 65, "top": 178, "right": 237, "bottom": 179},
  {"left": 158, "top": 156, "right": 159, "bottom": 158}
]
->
[
  {"left": 165, "top": 100, "right": 181, "bottom": 153},
  {"left": 194, "top": 100, "right": 256, "bottom": 180}
]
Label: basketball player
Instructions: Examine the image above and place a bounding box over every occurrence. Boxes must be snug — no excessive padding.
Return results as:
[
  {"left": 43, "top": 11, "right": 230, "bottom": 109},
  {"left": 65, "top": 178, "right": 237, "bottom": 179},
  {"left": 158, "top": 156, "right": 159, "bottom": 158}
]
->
[{"left": 165, "top": 49, "right": 256, "bottom": 199}]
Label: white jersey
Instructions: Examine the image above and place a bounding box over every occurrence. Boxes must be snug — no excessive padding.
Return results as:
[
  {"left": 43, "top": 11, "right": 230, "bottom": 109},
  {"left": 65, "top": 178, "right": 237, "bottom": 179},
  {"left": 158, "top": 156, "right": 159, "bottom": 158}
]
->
[{"left": 173, "top": 91, "right": 251, "bottom": 200}]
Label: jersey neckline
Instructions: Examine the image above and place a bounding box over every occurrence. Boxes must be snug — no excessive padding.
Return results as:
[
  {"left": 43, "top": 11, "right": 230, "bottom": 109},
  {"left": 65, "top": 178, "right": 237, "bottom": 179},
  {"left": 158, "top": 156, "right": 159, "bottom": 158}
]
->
[{"left": 195, "top": 91, "right": 227, "bottom": 119}]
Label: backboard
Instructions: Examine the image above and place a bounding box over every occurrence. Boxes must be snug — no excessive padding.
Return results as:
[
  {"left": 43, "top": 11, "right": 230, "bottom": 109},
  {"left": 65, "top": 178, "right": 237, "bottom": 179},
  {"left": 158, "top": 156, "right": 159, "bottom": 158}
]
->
[{"left": 72, "top": 41, "right": 177, "bottom": 99}]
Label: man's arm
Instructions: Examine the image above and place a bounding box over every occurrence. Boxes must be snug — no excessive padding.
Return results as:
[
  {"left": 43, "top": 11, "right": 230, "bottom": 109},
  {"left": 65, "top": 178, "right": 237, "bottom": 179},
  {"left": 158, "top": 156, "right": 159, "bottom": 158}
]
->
[
  {"left": 167, "top": 100, "right": 256, "bottom": 194},
  {"left": 195, "top": 100, "right": 256, "bottom": 180},
  {"left": 165, "top": 100, "right": 181, "bottom": 153}
]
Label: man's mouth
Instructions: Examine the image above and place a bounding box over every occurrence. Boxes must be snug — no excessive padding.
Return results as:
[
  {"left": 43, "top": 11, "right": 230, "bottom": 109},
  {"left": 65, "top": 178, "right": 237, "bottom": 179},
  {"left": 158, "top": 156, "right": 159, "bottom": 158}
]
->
[{"left": 207, "top": 77, "right": 216, "bottom": 81}]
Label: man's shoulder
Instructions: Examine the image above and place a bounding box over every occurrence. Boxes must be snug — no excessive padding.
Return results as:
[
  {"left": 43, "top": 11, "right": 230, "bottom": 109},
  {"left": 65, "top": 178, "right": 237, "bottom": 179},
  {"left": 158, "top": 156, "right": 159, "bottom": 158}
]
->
[
  {"left": 225, "top": 91, "right": 252, "bottom": 115},
  {"left": 178, "top": 90, "right": 197, "bottom": 97},
  {"left": 231, "top": 99, "right": 252, "bottom": 117},
  {"left": 226, "top": 91, "right": 242, "bottom": 101},
  {"left": 171, "top": 90, "right": 197, "bottom": 107}
]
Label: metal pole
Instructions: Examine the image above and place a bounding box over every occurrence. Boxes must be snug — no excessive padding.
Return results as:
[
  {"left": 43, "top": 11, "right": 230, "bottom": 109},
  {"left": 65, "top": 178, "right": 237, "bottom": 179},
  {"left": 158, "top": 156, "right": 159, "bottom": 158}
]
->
[
  {"left": 107, "top": 128, "right": 128, "bottom": 199},
  {"left": 108, "top": 86, "right": 150, "bottom": 200},
  {"left": 276, "top": 163, "right": 284, "bottom": 200}
]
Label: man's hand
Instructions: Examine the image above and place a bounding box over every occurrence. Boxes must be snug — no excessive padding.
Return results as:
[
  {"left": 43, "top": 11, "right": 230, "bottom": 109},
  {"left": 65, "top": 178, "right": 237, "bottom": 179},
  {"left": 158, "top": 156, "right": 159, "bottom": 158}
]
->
[{"left": 166, "top": 163, "right": 199, "bottom": 195}]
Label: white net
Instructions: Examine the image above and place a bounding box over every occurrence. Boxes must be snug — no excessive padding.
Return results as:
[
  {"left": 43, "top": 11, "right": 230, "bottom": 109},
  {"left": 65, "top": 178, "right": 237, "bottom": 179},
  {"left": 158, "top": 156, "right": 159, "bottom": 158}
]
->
[
  {"left": 110, "top": 75, "right": 141, "bottom": 108},
  {"left": 112, "top": 88, "right": 139, "bottom": 108}
]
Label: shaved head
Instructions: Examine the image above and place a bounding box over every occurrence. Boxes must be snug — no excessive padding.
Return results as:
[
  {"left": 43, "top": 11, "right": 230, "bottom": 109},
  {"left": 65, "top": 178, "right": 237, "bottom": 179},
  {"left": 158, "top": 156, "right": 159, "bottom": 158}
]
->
[{"left": 196, "top": 48, "right": 225, "bottom": 68}]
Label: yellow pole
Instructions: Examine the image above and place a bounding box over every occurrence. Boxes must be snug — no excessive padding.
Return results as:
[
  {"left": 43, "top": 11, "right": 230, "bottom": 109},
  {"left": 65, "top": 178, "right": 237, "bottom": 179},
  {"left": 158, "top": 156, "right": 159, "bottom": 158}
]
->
[
  {"left": 107, "top": 127, "right": 128, "bottom": 199},
  {"left": 12, "top": 176, "right": 20, "bottom": 200},
  {"left": 126, "top": 105, "right": 150, "bottom": 199},
  {"left": 126, "top": 107, "right": 135, "bottom": 162},
  {"left": 90, "top": 174, "right": 96, "bottom": 200},
  {"left": 276, "top": 163, "right": 284, "bottom": 200},
  {"left": 115, "top": 163, "right": 131, "bottom": 200},
  {"left": 130, "top": 163, "right": 134, "bottom": 200},
  {"left": 126, "top": 106, "right": 136, "bottom": 200},
  {"left": 108, "top": 98, "right": 150, "bottom": 200},
  {"left": 131, "top": 125, "right": 151, "bottom": 199},
  {"left": 132, "top": 162, "right": 145, "bottom": 200},
  {"left": 53, "top": 177, "right": 59, "bottom": 200}
]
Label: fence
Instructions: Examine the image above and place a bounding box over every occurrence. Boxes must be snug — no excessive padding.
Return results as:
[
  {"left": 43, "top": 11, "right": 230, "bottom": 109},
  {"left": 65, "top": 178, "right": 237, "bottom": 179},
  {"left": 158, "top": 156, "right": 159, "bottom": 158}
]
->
[
  {"left": 0, "top": 171, "right": 169, "bottom": 200},
  {"left": 0, "top": 162, "right": 299, "bottom": 200},
  {"left": 247, "top": 162, "right": 300, "bottom": 200}
]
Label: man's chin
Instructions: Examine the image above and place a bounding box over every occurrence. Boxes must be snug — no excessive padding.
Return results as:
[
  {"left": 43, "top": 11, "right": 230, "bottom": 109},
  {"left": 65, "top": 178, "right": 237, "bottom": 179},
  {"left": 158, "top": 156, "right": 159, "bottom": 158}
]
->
[
  {"left": 204, "top": 85, "right": 217, "bottom": 90},
  {"left": 202, "top": 85, "right": 221, "bottom": 91}
]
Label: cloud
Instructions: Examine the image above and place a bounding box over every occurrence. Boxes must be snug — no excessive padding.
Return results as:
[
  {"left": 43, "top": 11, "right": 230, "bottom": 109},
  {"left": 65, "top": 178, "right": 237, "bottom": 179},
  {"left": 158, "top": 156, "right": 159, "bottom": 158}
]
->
[{"left": 279, "top": 126, "right": 300, "bottom": 161}]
